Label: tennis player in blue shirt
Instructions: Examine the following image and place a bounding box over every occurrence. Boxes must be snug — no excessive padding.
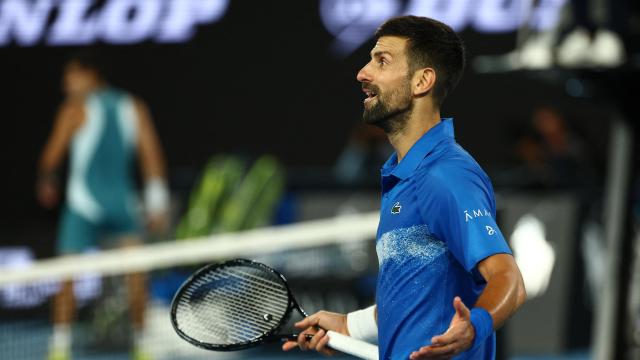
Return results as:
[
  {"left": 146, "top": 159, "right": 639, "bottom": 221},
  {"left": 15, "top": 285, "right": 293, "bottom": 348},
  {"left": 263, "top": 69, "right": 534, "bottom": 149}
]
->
[{"left": 283, "top": 16, "right": 526, "bottom": 359}]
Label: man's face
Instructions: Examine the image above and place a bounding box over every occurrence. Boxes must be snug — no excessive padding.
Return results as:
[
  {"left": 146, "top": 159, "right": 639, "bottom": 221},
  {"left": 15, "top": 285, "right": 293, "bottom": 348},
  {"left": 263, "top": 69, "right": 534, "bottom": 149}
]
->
[
  {"left": 356, "top": 36, "right": 414, "bottom": 131},
  {"left": 63, "top": 61, "right": 99, "bottom": 98}
]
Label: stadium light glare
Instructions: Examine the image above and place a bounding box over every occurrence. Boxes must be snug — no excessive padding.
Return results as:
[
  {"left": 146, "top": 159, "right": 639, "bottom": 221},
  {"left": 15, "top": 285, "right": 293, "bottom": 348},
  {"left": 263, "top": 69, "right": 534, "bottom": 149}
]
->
[{"left": 510, "top": 214, "right": 556, "bottom": 299}]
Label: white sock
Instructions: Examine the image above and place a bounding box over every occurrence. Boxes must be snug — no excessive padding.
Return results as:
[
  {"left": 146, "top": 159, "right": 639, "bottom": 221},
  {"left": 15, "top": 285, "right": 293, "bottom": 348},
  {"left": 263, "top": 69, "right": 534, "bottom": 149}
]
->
[{"left": 50, "top": 324, "right": 72, "bottom": 352}]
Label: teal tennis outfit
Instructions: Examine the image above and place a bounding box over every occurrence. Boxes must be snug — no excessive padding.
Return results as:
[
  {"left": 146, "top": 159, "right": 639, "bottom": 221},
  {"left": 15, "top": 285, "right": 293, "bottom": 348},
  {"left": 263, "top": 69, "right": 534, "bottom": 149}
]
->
[
  {"left": 375, "top": 119, "right": 512, "bottom": 359},
  {"left": 58, "top": 88, "right": 140, "bottom": 254}
]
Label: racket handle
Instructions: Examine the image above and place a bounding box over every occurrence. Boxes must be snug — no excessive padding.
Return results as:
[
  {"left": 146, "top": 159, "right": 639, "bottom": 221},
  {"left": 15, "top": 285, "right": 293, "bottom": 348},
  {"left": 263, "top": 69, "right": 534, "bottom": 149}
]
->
[{"left": 326, "top": 330, "right": 379, "bottom": 360}]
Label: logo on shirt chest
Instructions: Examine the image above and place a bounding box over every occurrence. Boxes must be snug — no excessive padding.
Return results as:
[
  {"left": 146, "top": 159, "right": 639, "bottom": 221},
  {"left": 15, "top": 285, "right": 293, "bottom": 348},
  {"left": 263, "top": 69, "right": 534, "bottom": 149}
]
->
[{"left": 391, "top": 202, "right": 402, "bottom": 214}]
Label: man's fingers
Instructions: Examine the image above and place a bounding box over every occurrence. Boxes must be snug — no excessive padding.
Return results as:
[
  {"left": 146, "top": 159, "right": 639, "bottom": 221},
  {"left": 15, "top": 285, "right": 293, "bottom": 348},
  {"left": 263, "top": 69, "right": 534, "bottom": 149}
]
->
[
  {"left": 315, "top": 332, "right": 336, "bottom": 356},
  {"left": 307, "top": 329, "right": 326, "bottom": 350},
  {"left": 295, "top": 316, "right": 319, "bottom": 329},
  {"left": 453, "top": 296, "right": 470, "bottom": 319},
  {"left": 431, "top": 327, "right": 458, "bottom": 347},
  {"left": 408, "top": 298, "right": 475, "bottom": 359},
  {"left": 409, "top": 342, "right": 458, "bottom": 360},
  {"left": 295, "top": 328, "right": 334, "bottom": 356},
  {"left": 281, "top": 341, "right": 298, "bottom": 352},
  {"left": 296, "top": 329, "right": 318, "bottom": 351},
  {"left": 297, "top": 332, "right": 309, "bottom": 351},
  {"left": 284, "top": 311, "right": 348, "bottom": 355}
]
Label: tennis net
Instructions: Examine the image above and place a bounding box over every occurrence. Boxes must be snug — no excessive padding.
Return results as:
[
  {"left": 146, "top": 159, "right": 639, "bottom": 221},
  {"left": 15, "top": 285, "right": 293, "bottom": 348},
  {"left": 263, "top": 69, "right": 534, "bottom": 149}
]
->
[{"left": 0, "top": 211, "right": 379, "bottom": 360}]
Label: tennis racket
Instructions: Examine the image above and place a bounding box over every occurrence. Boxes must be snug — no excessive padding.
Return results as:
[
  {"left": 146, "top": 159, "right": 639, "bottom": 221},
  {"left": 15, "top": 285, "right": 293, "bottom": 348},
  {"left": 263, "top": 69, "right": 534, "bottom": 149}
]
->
[{"left": 170, "top": 258, "right": 379, "bottom": 360}]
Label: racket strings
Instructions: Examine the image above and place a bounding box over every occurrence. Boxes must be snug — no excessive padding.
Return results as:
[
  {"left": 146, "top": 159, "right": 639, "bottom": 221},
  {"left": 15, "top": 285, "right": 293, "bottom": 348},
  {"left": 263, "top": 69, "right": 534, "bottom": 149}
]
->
[
  {"left": 189, "top": 270, "right": 289, "bottom": 317},
  {"left": 178, "top": 285, "right": 279, "bottom": 342},
  {"left": 179, "top": 295, "right": 265, "bottom": 342},
  {"left": 178, "top": 292, "right": 255, "bottom": 341},
  {"left": 180, "top": 283, "right": 281, "bottom": 338},
  {"left": 179, "top": 277, "right": 283, "bottom": 342},
  {"left": 174, "top": 265, "right": 291, "bottom": 345},
  {"left": 218, "top": 269, "right": 290, "bottom": 306}
]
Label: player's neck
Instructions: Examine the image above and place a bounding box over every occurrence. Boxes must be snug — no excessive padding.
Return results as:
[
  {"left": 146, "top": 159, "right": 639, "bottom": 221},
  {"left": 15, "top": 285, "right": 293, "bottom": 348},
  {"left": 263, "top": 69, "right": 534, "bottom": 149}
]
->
[{"left": 388, "top": 103, "right": 441, "bottom": 163}]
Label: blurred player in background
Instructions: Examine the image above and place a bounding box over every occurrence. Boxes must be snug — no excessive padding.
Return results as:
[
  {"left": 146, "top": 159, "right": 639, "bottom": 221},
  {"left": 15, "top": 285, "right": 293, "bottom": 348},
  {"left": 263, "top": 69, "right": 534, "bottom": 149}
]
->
[
  {"left": 284, "top": 16, "right": 526, "bottom": 359},
  {"left": 37, "top": 52, "right": 169, "bottom": 360}
]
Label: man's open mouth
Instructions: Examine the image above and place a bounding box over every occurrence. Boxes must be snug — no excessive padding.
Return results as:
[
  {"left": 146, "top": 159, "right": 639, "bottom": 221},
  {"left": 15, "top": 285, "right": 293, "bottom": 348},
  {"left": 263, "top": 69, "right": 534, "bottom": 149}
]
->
[{"left": 363, "top": 88, "right": 378, "bottom": 104}]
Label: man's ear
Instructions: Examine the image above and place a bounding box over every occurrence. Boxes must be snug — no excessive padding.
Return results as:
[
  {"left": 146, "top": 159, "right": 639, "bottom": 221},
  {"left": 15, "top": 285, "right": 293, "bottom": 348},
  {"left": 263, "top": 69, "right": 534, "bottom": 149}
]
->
[{"left": 413, "top": 67, "right": 436, "bottom": 97}]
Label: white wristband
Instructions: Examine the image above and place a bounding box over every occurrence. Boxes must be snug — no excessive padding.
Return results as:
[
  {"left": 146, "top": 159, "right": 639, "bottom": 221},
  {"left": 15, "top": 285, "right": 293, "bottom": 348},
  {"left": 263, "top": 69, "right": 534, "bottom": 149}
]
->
[
  {"left": 347, "top": 305, "right": 378, "bottom": 344},
  {"left": 144, "top": 178, "right": 169, "bottom": 215}
]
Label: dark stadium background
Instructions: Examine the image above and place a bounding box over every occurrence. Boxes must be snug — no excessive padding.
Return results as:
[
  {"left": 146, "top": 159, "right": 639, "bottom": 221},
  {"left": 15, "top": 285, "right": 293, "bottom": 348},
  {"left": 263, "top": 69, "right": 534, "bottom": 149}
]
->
[
  {"left": 0, "top": 1, "right": 639, "bottom": 359},
  {"left": 0, "top": 1, "right": 617, "bottom": 255}
]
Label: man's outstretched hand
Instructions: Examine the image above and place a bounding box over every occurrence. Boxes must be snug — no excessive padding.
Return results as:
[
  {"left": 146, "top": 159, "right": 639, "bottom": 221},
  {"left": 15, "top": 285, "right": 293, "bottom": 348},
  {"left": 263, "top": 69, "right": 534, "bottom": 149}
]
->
[
  {"left": 281, "top": 310, "right": 349, "bottom": 356},
  {"left": 410, "top": 297, "right": 475, "bottom": 360}
]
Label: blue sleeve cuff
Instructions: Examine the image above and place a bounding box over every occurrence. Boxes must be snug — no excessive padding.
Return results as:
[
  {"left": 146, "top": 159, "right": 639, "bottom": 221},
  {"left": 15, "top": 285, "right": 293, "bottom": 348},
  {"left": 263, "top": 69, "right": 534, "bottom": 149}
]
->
[{"left": 470, "top": 307, "right": 493, "bottom": 350}]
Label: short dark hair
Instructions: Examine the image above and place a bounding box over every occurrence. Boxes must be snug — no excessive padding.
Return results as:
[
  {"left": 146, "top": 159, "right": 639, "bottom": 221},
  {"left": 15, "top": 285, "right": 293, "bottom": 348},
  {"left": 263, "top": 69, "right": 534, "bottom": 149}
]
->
[
  {"left": 66, "top": 49, "right": 106, "bottom": 78},
  {"left": 375, "top": 16, "right": 465, "bottom": 107}
]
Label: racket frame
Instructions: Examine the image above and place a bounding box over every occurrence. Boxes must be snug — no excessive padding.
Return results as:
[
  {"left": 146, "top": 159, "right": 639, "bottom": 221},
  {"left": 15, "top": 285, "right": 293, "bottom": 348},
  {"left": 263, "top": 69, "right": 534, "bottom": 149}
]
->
[{"left": 170, "top": 258, "right": 307, "bottom": 351}]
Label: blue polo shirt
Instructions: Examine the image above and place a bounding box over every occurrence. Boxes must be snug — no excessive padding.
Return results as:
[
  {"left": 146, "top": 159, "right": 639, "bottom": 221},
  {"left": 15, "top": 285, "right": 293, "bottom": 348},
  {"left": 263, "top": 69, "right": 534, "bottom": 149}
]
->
[{"left": 375, "top": 118, "right": 512, "bottom": 359}]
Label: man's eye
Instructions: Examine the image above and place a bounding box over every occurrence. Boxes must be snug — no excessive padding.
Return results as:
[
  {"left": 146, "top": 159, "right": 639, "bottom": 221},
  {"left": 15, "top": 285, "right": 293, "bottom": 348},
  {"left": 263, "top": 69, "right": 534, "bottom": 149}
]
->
[{"left": 378, "top": 59, "right": 386, "bottom": 66}]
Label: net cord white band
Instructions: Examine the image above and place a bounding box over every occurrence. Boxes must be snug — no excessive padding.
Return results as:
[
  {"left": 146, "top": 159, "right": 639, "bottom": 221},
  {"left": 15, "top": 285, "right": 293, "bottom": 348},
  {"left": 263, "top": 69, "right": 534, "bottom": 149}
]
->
[
  {"left": 347, "top": 305, "right": 378, "bottom": 344},
  {"left": 327, "top": 330, "right": 379, "bottom": 360},
  {"left": 0, "top": 212, "right": 379, "bottom": 285}
]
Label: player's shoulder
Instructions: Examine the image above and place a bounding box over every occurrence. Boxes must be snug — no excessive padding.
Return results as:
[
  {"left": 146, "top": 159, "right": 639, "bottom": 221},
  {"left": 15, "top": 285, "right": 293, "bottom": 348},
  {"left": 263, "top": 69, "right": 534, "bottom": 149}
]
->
[
  {"left": 413, "top": 142, "right": 492, "bottom": 197},
  {"left": 100, "top": 87, "right": 148, "bottom": 115},
  {"left": 111, "top": 88, "right": 146, "bottom": 111},
  {"left": 58, "top": 99, "right": 86, "bottom": 126},
  {"left": 59, "top": 98, "right": 83, "bottom": 113},
  {"left": 97, "top": 87, "right": 135, "bottom": 104}
]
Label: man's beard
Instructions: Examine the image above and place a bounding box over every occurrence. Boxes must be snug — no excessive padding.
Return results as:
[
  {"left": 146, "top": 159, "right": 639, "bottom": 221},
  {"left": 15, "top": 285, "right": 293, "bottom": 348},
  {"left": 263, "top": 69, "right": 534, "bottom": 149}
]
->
[{"left": 362, "top": 81, "right": 413, "bottom": 134}]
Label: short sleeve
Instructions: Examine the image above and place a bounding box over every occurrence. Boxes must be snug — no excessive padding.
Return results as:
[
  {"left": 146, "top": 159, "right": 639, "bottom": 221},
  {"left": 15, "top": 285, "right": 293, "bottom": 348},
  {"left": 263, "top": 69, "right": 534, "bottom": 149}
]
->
[{"left": 416, "top": 169, "right": 512, "bottom": 273}]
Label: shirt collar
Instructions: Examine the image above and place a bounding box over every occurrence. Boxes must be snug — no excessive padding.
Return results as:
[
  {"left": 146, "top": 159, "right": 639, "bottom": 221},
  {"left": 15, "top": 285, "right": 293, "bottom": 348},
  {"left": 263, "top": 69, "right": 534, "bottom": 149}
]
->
[{"left": 381, "top": 118, "right": 455, "bottom": 180}]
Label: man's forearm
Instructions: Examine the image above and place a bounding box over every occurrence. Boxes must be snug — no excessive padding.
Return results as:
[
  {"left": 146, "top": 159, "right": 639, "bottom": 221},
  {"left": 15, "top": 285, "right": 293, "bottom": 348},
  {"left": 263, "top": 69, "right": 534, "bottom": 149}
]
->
[{"left": 474, "top": 270, "right": 526, "bottom": 330}]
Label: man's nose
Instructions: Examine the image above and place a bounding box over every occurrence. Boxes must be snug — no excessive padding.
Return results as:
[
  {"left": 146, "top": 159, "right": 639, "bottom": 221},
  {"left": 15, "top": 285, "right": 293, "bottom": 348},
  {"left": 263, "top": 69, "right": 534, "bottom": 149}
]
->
[{"left": 356, "top": 63, "right": 371, "bottom": 83}]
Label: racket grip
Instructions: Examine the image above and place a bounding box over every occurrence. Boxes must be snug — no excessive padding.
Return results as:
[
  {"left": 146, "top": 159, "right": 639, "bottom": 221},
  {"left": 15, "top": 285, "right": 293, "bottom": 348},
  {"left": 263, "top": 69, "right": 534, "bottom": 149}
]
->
[{"left": 326, "top": 330, "right": 379, "bottom": 360}]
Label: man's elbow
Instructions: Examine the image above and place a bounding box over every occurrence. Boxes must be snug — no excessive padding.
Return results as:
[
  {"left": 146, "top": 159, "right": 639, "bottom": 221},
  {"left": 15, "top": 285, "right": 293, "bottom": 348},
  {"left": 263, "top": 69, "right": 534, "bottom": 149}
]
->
[{"left": 514, "top": 269, "right": 527, "bottom": 310}]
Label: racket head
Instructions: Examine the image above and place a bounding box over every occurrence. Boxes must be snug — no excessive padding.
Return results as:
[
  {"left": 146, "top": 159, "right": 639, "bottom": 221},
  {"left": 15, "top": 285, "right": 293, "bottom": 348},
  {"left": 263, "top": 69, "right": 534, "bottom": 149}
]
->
[{"left": 170, "top": 259, "right": 298, "bottom": 351}]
